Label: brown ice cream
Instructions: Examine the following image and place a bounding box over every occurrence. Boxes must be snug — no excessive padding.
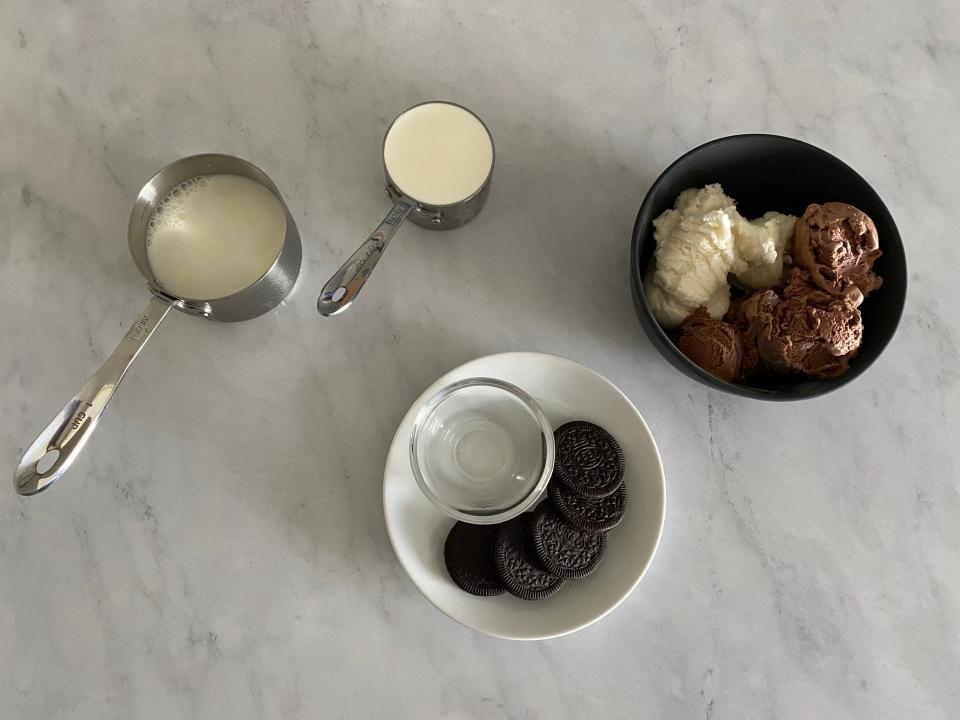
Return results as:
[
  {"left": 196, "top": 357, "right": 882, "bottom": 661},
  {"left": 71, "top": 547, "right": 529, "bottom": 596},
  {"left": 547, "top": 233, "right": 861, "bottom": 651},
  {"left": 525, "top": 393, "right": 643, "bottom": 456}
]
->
[
  {"left": 678, "top": 308, "right": 744, "bottom": 382},
  {"left": 726, "top": 291, "right": 778, "bottom": 377},
  {"left": 752, "top": 270, "right": 863, "bottom": 378},
  {"left": 793, "top": 202, "right": 882, "bottom": 306}
]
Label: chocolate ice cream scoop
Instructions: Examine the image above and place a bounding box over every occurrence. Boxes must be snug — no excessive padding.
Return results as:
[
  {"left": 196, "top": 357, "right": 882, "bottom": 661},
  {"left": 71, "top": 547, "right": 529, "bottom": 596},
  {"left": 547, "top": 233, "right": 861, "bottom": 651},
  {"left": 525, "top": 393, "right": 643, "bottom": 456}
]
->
[
  {"left": 793, "top": 202, "right": 882, "bottom": 306},
  {"left": 726, "top": 291, "right": 778, "bottom": 377},
  {"left": 678, "top": 308, "right": 743, "bottom": 382},
  {"left": 755, "top": 270, "right": 863, "bottom": 379}
]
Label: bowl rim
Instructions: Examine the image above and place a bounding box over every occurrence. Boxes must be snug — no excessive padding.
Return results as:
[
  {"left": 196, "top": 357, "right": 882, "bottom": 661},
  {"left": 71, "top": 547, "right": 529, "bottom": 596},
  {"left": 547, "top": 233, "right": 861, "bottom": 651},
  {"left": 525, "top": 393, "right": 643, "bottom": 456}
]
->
[
  {"left": 408, "top": 376, "right": 556, "bottom": 523},
  {"left": 383, "top": 351, "right": 667, "bottom": 640},
  {"left": 630, "top": 132, "right": 908, "bottom": 401}
]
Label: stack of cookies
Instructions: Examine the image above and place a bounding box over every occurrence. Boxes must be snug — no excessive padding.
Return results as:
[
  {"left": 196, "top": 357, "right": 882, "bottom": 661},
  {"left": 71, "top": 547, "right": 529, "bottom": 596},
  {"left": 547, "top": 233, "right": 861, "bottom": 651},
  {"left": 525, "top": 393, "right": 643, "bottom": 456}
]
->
[{"left": 443, "top": 421, "right": 628, "bottom": 600}]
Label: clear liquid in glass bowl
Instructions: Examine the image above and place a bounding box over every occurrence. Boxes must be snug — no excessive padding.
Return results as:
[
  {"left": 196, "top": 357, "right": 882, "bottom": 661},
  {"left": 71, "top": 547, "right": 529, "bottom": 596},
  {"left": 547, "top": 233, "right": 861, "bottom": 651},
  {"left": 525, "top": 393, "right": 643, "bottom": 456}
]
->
[{"left": 409, "top": 378, "right": 554, "bottom": 524}]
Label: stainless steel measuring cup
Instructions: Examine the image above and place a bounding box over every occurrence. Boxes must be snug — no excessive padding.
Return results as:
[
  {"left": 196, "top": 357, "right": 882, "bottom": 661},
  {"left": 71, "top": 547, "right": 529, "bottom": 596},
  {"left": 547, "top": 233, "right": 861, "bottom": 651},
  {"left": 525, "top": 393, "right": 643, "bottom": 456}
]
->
[
  {"left": 317, "top": 101, "right": 494, "bottom": 316},
  {"left": 14, "top": 153, "right": 301, "bottom": 496}
]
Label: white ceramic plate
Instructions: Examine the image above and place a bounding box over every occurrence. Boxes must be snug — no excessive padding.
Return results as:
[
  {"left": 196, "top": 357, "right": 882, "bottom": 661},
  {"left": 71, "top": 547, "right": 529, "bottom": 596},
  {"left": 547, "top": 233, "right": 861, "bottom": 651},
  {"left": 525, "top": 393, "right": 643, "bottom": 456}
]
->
[{"left": 383, "top": 352, "right": 665, "bottom": 640}]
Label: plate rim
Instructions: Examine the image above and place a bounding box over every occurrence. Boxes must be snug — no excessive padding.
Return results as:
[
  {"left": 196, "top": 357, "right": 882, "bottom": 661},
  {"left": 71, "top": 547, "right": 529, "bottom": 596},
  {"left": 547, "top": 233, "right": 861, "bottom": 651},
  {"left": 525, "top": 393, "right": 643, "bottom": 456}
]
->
[{"left": 382, "top": 350, "right": 667, "bottom": 641}]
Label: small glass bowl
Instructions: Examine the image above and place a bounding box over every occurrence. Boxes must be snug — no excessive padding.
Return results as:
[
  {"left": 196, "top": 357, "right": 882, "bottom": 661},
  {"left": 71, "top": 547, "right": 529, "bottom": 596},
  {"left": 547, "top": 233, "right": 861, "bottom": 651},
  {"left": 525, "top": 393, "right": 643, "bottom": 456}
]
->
[{"left": 409, "top": 377, "right": 554, "bottom": 524}]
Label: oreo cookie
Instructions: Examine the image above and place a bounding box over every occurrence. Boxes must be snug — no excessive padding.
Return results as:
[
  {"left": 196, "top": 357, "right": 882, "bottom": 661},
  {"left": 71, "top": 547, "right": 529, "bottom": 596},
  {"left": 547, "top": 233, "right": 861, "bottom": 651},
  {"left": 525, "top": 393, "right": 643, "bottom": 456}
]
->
[
  {"left": 531, "top": 502, "right": 607, "bottom": 579},
  {"left": 494, "top": 514, "right": 566, "bottom": 600},
  {"left": 554, "top": 421, "right": 625, "bottom": 498},
  {"left": 444, "top": 521, "right": 505, "bottom": 597},
  {"left": 549, "top": 479, "right": 627, "bottom": 533}
]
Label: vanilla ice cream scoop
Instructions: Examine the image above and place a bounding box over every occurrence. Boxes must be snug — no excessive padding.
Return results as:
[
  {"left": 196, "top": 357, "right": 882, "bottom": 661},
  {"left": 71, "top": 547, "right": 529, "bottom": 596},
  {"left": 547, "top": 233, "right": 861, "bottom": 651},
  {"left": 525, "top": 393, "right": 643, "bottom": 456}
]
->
[
  {"left": 645, "top": 184, "right": 796, "bottom": 328},
  {"left": 653, "top": 207, "right": 736, "bottom": 308},
  {"left": 734, "top": 211, "right": 796, "bottom": 290},
  {"left": 646, "top": 185, "right": 736, "bottom": 327},
  {"left": 645, "top": 270, "right": 730, "bottom": 328}
]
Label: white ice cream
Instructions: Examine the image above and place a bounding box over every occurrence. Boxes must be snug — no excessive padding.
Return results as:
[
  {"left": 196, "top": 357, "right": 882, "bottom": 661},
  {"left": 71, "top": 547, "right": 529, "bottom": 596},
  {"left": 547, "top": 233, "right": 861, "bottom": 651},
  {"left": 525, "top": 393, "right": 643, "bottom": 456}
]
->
[
  {"left": 734, "top": 211, "right": 796, "bottom": 290},
  {"left": 645, "top": 184, "right": 795, "bottom": 328}
]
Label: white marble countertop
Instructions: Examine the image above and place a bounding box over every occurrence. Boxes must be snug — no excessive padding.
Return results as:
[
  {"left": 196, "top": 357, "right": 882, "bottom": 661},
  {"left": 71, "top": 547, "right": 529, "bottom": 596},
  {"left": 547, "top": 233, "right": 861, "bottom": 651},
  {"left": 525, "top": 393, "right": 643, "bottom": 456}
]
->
[{"left": 2, "top": 1, "right": 958, "bottom": 718}]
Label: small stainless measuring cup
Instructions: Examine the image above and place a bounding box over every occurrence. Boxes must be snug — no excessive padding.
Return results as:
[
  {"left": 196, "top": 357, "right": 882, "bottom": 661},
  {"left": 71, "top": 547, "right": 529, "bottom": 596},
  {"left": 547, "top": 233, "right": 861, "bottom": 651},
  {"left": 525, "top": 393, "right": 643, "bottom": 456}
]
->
[
  {"left": 318, "top": 101, "right": 494, "bottom": 316},
  {"left": 14, "top": 154, "right": 301, "bottom": 496}
]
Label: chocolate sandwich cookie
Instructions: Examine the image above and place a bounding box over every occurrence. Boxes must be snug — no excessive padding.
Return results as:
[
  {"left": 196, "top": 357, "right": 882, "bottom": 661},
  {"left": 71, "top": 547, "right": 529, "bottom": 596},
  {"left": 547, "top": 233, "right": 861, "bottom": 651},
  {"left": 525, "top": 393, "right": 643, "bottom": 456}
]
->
[
  {"left": 494, "top": 514, "right": 566, "bottom": 601},
  {"left": 444, "top": 521, "right": 505, "bottom": 597},
  {"left": 554, "top": 421, "right": 625, "bottom": 498},
  {"left": 549, "top": 478, "right": 627, "bottom": 533},
  {"left": 531, "top": 502, "right": 607, "bottom": 579}
]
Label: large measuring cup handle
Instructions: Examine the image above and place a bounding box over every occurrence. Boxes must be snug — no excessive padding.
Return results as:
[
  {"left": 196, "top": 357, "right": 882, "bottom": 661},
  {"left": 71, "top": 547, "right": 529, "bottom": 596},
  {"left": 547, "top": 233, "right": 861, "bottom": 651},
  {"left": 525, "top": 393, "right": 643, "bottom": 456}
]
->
[
  {"left": 14, "top": 295, "right": 171, "bottom": 496},
  {"left": 317, "top": 199, "right": 413, "bottom": 316}
]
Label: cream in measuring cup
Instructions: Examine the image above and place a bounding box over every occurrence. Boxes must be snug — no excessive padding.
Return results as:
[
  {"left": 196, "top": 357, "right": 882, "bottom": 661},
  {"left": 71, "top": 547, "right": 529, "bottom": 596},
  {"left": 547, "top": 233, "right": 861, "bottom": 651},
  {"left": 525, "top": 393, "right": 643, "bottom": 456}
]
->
[
  {"left": 318, "top": 101, "right": 495, "bottom": 316},
  {"left": 383, "top": 102, "right": 494, "bottom": 206}
]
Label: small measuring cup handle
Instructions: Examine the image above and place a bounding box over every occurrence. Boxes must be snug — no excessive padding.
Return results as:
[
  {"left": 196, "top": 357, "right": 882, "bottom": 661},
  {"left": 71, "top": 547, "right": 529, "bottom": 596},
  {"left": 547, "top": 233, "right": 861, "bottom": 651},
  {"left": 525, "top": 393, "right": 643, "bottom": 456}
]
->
[
  {"left": 13, "top": 295, "right": 171, "bottom": 496},
  {"left": 317, "top": 199, "right": 413, "bottom": 316}
]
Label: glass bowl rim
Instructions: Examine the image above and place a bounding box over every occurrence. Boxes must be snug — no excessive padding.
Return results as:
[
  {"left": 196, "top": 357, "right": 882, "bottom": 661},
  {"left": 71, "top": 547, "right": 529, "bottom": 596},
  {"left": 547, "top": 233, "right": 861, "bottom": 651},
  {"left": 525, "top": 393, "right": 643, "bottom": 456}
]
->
[{"left": 408, "top": 376, "right": 555, "bottom": 524}]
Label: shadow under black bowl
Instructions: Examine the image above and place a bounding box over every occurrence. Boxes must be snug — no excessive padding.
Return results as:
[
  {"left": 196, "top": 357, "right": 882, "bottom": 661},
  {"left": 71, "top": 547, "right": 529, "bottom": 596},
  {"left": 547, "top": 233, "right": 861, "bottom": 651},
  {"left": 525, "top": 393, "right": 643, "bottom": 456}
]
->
[{"left": 630, "top": 134, "right": 907, "bottom": 401}]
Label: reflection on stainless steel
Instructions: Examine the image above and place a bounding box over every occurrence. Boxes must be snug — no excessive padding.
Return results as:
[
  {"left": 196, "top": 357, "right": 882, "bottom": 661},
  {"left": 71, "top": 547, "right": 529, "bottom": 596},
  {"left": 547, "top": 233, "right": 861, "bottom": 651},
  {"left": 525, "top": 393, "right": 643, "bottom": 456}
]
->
[{"left": 317, "top": 199, "right": 413, "bottom": 316}]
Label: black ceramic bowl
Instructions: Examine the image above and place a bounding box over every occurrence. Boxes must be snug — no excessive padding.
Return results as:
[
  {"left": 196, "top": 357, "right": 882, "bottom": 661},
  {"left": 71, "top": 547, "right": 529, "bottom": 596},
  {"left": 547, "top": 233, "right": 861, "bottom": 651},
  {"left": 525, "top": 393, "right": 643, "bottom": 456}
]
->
[{"left": 630, "top": 134, "right": 907, "bottom": 401}]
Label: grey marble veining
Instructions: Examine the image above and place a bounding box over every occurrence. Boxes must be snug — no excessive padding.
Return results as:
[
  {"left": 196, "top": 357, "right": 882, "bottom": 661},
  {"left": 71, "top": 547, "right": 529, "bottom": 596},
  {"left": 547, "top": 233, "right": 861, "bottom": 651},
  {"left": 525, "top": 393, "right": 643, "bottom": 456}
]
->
[{"left": 1, "top": 0, "right": 959, "bottom": 717}]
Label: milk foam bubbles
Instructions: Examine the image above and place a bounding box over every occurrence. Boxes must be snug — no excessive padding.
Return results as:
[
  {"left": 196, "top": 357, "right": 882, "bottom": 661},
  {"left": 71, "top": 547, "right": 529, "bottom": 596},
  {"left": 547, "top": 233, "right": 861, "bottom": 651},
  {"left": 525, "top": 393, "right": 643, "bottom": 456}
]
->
[{"left": 146, "top": 174, "right": 286, "bottom": 300}]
